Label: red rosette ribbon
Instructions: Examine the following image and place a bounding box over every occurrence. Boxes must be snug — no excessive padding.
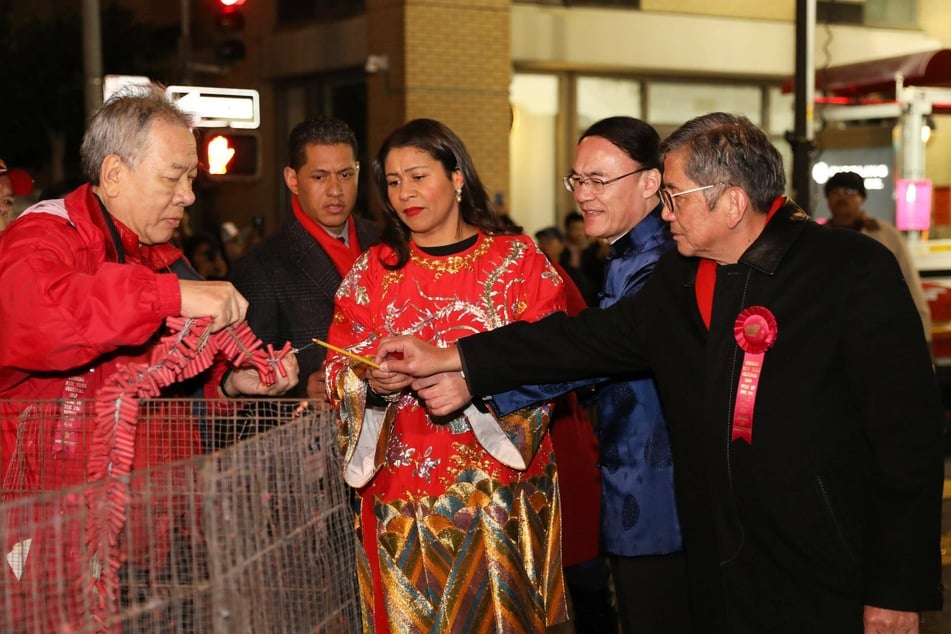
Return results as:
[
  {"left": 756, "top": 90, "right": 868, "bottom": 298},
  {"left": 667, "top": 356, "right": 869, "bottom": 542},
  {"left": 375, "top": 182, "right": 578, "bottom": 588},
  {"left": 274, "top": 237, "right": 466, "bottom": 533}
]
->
[{"left": 731, "top": 306, "right": 778, "bottom": 444}]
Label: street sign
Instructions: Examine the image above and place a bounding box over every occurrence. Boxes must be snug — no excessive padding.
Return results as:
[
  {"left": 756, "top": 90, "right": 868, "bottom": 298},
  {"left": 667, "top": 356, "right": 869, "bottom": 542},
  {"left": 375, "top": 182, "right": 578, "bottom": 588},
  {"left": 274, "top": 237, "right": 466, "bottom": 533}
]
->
[
  {"left": 103, "top": 75, "right": 152, "bottom": 102},
  {"left": 165, "top": 85, "right": 260, "bottom": 129}
]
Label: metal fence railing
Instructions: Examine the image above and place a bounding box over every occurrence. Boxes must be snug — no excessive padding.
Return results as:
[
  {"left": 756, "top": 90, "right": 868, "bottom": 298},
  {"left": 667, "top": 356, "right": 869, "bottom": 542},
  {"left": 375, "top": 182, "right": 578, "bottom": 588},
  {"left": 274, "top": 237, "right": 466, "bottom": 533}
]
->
[{"left": 1, "top": 399, "right": 359, "bottom": 633}]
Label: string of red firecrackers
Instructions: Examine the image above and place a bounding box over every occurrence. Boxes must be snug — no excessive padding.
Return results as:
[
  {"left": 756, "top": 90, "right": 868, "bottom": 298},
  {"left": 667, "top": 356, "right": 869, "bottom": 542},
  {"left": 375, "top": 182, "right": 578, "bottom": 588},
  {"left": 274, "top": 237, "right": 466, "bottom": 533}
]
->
[{"left": 83, "top": 316, "right": 293, "bottom": 630}]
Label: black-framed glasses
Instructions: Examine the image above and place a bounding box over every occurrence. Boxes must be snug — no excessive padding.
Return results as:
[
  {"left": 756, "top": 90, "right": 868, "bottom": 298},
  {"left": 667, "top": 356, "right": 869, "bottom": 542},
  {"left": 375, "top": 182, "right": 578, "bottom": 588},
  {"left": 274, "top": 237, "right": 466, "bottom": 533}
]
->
[
  {"left": 659, "top": 182, "right": 729, "bottom": 212},
  {"left": 563, "top": 167, "right": 649, "bottom": 194}
]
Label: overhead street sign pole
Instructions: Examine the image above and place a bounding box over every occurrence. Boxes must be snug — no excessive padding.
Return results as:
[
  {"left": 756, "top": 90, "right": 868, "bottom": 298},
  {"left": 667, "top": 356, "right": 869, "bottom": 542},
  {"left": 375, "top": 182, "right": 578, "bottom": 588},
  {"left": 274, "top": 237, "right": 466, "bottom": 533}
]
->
[{"left": 166, "top": 85, "right": 260, "bottom": 129}]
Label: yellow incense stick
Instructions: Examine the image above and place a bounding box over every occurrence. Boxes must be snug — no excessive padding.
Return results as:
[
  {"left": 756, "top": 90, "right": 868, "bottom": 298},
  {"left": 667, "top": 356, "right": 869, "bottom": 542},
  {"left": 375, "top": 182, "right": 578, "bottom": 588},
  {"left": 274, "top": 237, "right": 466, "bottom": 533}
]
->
[{"left": 312, "top": 338, "right": 381, "bottom": 369}]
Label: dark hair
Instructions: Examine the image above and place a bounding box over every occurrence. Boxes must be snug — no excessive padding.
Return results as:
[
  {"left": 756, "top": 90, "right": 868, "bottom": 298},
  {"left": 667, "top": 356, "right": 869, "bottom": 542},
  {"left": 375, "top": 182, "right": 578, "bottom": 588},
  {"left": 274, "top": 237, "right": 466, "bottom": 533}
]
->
[
  {"left": 534, "top": 226, "right": 564, "bottom": 242},
  {"left": 42, "top": 176, "right": 86, "bottom": 201},
  {"left": 372, "top": 118, "right": 515, "bottom": 270},
  {"left": 497, "top": 213, "right": 522, "bottom": 232},
  {"left": 660, "top": 112, "right": 785, "bottom": 213},
  {"left": 579, "top": 116, "right": 661, "bottom": 171},
  {"left": 824, "top": 171, "right": 866, "bottom": 198},
  {"left": 287, "top": 116, "right": 358, "bottom": 170},
  {"left": 183, "top": 231, "right": 227, "bottom": 279},
  {"left": 564, "top": 210, "right": 584, "bottom": 228}
]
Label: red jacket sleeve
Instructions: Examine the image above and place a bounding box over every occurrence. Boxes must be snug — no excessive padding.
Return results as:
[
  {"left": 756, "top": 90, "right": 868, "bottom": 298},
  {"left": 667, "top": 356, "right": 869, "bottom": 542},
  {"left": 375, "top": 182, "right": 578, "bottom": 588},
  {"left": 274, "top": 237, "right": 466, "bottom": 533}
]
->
[
  {"left": 0, "top": 213, "right": 181, "bottom": 372},
  {"left": 510, "top": 236, "right": 567, "bottom": 323}
]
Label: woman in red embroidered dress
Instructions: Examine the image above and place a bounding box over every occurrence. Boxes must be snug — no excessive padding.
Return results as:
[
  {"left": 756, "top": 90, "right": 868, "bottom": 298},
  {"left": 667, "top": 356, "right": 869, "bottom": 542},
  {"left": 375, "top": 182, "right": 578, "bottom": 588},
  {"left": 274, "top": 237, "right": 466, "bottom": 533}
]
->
[{"left": 325, "top": 119, "right": 568, "bottom": 633}]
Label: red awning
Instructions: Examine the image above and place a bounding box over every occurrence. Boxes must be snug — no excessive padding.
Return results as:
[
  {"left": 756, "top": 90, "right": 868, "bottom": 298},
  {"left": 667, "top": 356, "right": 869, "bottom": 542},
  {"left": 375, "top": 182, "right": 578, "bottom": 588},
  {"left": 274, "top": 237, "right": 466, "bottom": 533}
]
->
[{"left": 783, "top": 48, "right": 951, "bottom": 97}]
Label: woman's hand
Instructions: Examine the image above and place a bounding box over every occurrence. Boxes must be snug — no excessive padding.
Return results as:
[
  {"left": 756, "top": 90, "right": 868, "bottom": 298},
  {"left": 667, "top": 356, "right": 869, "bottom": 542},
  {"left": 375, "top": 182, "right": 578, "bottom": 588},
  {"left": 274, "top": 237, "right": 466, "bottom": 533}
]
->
[
  {"left": 411, "top": 372, "right": 471, "bottom": 416},
  {"left": 366, "top": 363, "right": 414, "bottom": 399}
]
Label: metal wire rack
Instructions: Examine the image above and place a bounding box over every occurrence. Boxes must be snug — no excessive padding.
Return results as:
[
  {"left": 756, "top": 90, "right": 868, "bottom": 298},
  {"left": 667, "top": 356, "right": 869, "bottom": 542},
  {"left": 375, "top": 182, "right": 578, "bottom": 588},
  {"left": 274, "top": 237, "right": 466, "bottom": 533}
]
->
[{"left": 1, "top": 398, "right": 359, "bottom": 633}]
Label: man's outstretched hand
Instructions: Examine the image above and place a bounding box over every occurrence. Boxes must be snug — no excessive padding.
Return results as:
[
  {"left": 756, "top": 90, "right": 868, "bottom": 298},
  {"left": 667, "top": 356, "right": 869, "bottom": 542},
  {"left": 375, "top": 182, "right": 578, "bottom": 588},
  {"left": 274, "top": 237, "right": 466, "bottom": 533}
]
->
[
  {"left": 863, "top": 606, "right": 919, "bottom": 634},
  {"left": 375, "top": 336, "right": 463, "bottom": 378}
]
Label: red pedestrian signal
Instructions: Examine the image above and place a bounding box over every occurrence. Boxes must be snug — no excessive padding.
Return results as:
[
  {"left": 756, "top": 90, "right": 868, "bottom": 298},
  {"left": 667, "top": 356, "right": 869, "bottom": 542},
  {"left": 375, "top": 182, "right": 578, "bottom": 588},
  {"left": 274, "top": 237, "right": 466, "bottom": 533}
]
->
[
  {"left": 214, "top": 0, "right": 247, "bottom": 64},
  {"left": 202, "top": 131, "right": 259, "bottom": 180}
]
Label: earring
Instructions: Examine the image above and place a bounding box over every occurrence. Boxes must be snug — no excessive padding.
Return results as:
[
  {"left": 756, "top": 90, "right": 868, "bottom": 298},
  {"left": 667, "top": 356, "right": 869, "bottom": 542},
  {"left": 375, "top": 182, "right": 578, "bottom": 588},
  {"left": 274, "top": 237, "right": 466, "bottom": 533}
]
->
[{"left": 455, "top": 187, "right": 463, "bottom": 203}]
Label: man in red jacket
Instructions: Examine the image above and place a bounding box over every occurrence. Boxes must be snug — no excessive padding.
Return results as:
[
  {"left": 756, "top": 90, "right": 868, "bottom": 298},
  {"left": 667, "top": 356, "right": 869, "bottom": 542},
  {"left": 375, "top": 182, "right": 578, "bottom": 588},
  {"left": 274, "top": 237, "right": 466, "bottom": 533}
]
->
[
  {"left": 0, "top": 86, "right": 298, "bottom": 631},
  {"left": 0, "top": 85, "right": 299, "bottom": 476}
]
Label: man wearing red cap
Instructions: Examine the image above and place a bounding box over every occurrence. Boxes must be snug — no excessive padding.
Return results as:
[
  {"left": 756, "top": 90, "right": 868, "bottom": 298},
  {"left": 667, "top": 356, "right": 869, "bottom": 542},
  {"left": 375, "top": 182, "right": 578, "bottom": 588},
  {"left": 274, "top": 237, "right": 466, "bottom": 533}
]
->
[{"left": 0, "top": 158, "right": 34, "bottom": 231}]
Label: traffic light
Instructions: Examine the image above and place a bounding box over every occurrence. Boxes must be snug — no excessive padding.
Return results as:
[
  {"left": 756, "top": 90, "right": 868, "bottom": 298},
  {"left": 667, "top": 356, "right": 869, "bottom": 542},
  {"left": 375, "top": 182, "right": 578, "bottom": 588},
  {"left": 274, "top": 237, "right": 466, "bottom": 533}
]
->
[
  {"left": 202, "top": 130, "right": 259, "bottom": 180},
  {"left": 214, "top": 0, "right": 247, "bottom": 65}
]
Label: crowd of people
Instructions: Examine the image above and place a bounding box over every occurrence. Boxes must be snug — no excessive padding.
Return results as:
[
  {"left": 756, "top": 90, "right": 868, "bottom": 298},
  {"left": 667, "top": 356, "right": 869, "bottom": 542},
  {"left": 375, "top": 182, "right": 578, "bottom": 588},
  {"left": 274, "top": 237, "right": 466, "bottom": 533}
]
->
[{"left": 0, "top": 84, "right": 944, "bottom": 634}]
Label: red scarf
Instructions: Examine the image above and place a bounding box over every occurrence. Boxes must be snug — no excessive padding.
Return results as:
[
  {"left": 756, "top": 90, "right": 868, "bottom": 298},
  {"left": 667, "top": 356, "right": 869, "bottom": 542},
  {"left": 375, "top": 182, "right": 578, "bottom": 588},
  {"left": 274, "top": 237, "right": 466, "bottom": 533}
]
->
[
  {"left": 695, "top": 196, "right": 785, "bottom": 330},
  {"left": 291, "top": 195, "right": 360, "bottom": 277}
]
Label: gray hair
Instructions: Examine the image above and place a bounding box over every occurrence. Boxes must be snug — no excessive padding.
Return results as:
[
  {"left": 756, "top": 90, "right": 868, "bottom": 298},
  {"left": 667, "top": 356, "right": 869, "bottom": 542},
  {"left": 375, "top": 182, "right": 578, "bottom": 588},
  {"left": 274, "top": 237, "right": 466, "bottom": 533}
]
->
[
  {"left": 660, "top": 112, "right": 785, "bottom": 213},
  {"left": 80, "top": 84, "right": 193, "bottom": 185}
]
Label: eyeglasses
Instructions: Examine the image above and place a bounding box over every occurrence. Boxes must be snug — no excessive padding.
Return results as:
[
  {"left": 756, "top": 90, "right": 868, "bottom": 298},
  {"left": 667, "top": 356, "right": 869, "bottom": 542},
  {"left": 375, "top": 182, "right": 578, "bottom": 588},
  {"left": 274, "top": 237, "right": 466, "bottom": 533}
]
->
[
  {"left": 659, "top": 182, "right": 728, "bottom": 212},
  {"left": 563, "top": 167, "right": 649, "bottom": 194}
]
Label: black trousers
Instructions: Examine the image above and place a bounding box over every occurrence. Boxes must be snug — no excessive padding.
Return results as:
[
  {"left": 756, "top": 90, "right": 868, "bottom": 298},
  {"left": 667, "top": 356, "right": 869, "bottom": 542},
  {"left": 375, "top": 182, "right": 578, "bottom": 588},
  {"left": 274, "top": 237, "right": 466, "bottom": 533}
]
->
[
  {"left": 609, "top": 552, "right": 692, "bottom": 634},
  {"left": 564, "top": 557, "right": 618, "bottom": 632}
]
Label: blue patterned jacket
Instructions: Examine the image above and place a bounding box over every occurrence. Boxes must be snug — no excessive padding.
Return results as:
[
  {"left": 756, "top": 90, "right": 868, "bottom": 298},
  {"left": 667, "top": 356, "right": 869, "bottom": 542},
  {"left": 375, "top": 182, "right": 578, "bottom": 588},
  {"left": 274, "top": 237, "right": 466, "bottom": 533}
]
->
[
  {"left": 594, "top": 203, "right": 681, "bottom": 556},
  {"left": 491, "top": 203, "right": 681, "bottom": 557}
]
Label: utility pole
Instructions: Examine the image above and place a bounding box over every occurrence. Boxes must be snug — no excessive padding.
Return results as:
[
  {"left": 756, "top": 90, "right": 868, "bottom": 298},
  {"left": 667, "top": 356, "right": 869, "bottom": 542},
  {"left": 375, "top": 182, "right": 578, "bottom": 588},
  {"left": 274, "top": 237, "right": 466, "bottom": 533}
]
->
[
  {"left": 790, "top": 0, "right": 817, "bottom": 214},
  {"left": 179, "top": 0, "right": 193, "bottom": 84},
  {"left": 81, "top": 0, "right": 103, "bottom": 118}
]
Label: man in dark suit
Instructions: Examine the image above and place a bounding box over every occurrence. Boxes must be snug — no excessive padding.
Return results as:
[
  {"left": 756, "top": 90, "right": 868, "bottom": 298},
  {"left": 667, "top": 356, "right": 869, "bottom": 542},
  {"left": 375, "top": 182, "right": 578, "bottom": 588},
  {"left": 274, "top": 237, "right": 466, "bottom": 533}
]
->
[{"left": 230, "top": 116, "right": 380, "bottom": 399}]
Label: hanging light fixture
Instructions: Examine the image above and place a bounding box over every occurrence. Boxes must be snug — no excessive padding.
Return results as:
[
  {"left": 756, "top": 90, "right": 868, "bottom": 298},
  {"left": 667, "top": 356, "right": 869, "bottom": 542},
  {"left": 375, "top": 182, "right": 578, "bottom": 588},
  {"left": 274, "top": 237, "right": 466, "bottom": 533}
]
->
[{"left": 921, "top": 114, "right": 936, "bottom": 144}]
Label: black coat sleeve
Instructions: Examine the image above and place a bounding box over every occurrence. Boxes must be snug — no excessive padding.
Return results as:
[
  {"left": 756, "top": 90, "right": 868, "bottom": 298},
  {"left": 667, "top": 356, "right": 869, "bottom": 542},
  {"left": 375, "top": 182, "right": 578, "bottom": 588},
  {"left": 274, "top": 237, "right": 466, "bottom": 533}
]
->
[{"left": 459, "top": 290, "right": 653, "bottom": 397}]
